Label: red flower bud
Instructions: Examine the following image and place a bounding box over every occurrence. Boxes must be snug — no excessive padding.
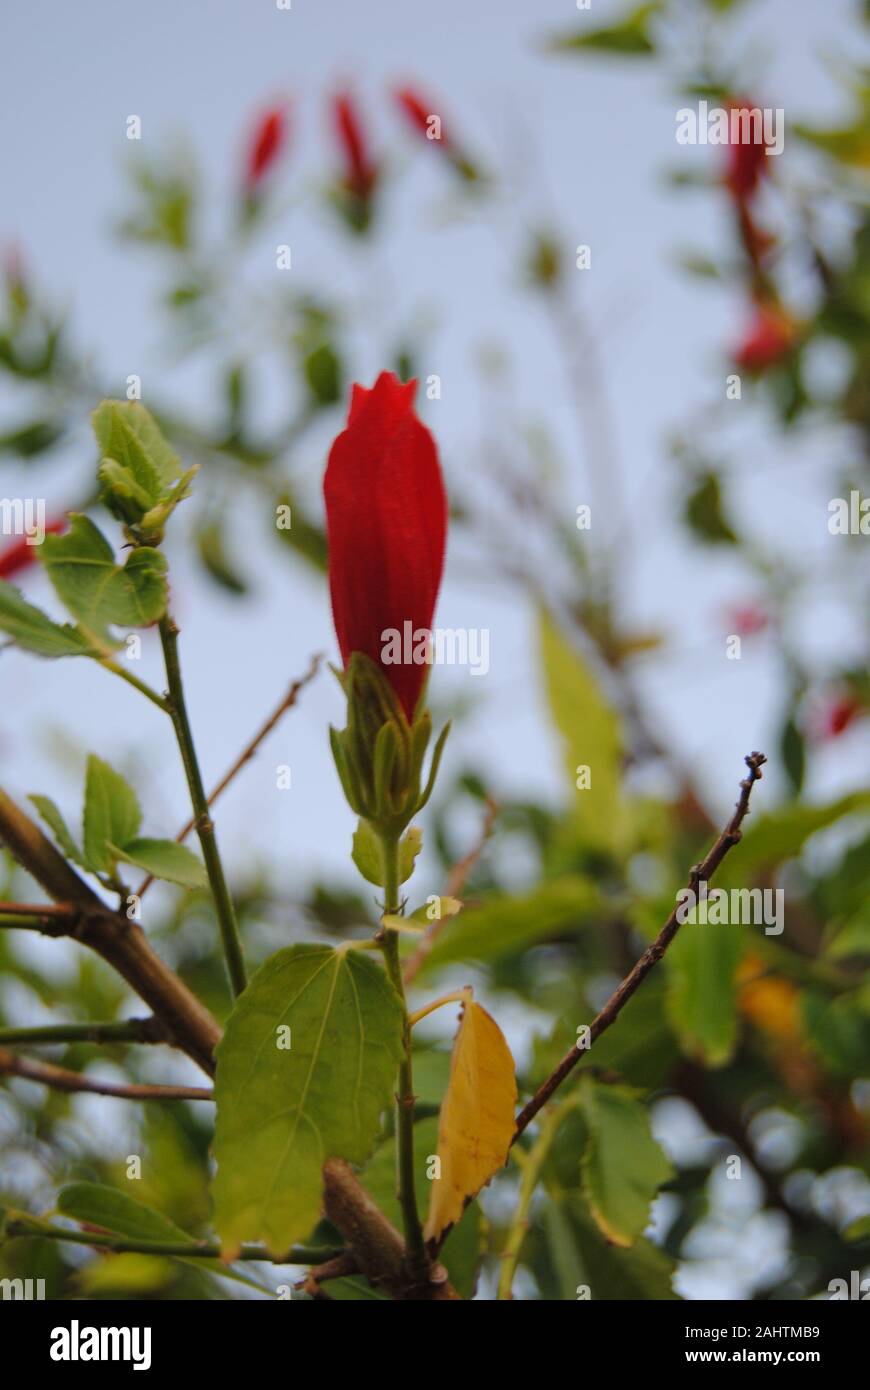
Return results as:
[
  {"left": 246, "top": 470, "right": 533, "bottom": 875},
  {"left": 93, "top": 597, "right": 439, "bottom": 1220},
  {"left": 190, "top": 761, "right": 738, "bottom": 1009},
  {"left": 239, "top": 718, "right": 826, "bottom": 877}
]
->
[
  {"left": 733, "top": 302, "right": 797, "bottom": 371},
  {"left": 0, "top": 519, "right": 66, "bottom": 580},
  {"left": 333, "top": 92, "right": 377, "bottom": 200},
  {"left": 245, "top": 104, "right": 288, "bottom": 187},
  {"left": 324, "top": 371, "right": 447, "bottom": 722},
  {"left": 726, "top": 603, "right": 768, "bottom": 637},
  {"left": 818, "top": 695, "right": 864, "bottom": 741},
  {"left": 394, "top": 87, "right": 449, "bottom": 149}
]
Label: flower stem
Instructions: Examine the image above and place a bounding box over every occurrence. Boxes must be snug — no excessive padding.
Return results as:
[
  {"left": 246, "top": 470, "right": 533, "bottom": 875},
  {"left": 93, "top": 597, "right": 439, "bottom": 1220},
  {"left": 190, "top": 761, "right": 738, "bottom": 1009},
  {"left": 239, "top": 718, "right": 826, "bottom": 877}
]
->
[
  {"left": 378, "top": 833, "right": 428, "bottom": 1285},
  {"left": 97, "top": 657, "right": 170, "bottom": 712},
  {"left": 498, "top": 1101, "right": 568, "bottom": 1300},
  {"left": 158, "top": 615, "right": 246, "bottom": 997}
]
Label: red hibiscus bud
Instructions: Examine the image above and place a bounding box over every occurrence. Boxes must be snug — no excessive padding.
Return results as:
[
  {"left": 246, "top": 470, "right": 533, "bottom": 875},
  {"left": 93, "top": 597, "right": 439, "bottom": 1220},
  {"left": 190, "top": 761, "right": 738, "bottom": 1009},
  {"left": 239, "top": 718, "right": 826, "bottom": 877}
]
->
[
  {"left": 324, "top": 371, "right": 446, "bottom": 722},
  {"left": 324, "top": 373, "right": 449, "bottom": 835},
  {"left": 0, "top": 518, "right": 66, "bottom": 579},
  {"left": 817, "top": 695, "right": 864, "bottom": 741},
  {"left": 733, "top": 302, "right": 797, "bottom": 371},
  {"left": 333, "top": 91, "right": 377, "bottom": 201},
  {"left": 245, "top": 104, "right": 288, "bottom": 188},
  {"left": 394, "top": 87, "right": 449, "bottom": 148},
  {"left": 724, "top": 99, "right": 774, "bottom": 204},
  {"left": 725, "top": 603, "right": 768, "bottom": 637}
]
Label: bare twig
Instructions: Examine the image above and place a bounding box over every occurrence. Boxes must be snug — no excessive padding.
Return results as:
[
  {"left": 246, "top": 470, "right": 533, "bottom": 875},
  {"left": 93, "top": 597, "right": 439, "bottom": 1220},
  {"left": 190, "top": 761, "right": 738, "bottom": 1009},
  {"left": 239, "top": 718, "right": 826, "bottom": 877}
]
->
[
  {"left": 402, "top": 796, "right": 498, "bottom": 987},
  {"left": 513, "top": 752, "right": 767, "bottom": 1139},
  {"left": 0, "top": 1017, "right": 168, "bottom": 1047},
  {"left": 136, "top": 652, "right": 322, "bottom": 900},
  {"left": 0, "top": 1048, "right": 213, "bottom": 1100}
]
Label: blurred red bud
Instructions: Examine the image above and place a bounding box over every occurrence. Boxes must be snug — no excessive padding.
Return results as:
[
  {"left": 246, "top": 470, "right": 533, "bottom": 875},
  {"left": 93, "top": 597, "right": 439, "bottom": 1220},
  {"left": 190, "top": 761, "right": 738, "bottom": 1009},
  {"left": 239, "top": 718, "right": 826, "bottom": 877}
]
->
[
  {"left": 816, "top": 695, "right": 864, "bottom": 741},
  {"left": 394, "top": 86, "right": 449, "bottom": 148},
  {"left": 733, "top": 302, "right": 797, "bottom": 371},
  {"left": 245, "top": 104, "right": 288, "bottom": 187},
  {"left": 333, "top": 92, "right": 377, "bottom": 200},
  {"left": 726, "top": 604, "right": 768, "bottom": 637},
  {"left": 0, "top": 519, "right": 66, "bottom": 580},
  {"left": 724, "top": 98, "right": 774, "bottom": 204}
]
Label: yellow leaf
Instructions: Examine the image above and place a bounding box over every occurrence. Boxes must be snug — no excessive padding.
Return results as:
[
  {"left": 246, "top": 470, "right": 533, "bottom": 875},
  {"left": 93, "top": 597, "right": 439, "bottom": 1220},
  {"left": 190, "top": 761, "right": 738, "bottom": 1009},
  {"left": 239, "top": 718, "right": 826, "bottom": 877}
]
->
[{"left": 424, "top": 999, "right": 517, "bottom": 1243}]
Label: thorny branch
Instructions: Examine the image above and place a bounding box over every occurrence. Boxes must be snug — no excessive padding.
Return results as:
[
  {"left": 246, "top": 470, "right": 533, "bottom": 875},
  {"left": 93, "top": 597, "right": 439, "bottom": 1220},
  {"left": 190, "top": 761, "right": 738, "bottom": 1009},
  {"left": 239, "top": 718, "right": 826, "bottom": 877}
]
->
[{"left": 513, "top": 752, "right": 767, "bottom": 1139}]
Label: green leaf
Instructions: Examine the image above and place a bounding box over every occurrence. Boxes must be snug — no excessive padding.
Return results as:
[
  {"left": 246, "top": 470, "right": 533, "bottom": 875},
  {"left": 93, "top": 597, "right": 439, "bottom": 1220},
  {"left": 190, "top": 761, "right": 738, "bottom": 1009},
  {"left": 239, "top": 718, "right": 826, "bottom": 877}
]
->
[
  {"left": 41, "top": 515, "right": 168, "bottom": 642},
  {"left": 547, "top": 2, "right": 661, "bottom": 56},
  {"left": 195, "top": 518, "right": 247, "bottom": 596},
  {"left": 58, "top": 1182, "right": 193, "bottom": 1245},
  {"left": 399, "top": 825, "right": 423, "bottom": 884},
  {"left": 304, "top": 343, "right": 342, "bottom": 407},
  {"left": 29, "top": 794, "right": 85, "bottom": 866},
  {"left": 93, "top": 400, "right": 183, "bottom": 500},
  {"left": 720, "top": 792, "right": 870, "bottom": 884},
  {"left": 665, "top": 914, "right": 741, "bottom": 1066},
  {"left": 539, "top": 609, "right": 624, "bottom": 852},
  {"left": 82, "top": 754, "right": 141, "bottom": 874},
  {"left": 57, "top": 1183, "right": 267, "bottom": 1293},
  {"left": 351, "top": 819, "right": 384, "bottom": 887},
  {"left": 213, "top": 943, "right": 404, "bottom": 1256},
  {"left": 546, "top": 1194, "right": 678, "bottom": 1300},
  {"left": 0, "top": 580, "right": 95, "bottom": 657},
  {"left": 684, "top": 471, "right": 737, "bottom": 544},
  {"left": 419, "top": 877, "right": 601, "bottom": 973},
  {"left": 577, "top": 1080, "right": 673, "bottom": 1247},
  {"left": 111, "top": 838, "right": 207, "bottom": 889}
]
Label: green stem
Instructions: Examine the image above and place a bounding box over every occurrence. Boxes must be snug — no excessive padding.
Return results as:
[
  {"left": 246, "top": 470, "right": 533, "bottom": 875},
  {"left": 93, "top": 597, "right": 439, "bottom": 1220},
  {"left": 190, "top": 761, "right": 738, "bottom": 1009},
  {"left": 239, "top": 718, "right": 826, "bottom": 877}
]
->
[
  {"left": 97, "top": 657, "right": 170, "bottom": 712},
  {"left": 378, "top": 834, "right": 428, "bottom": 1284},
  {"left": 158, "top": 615, "right": 246, "bottom": 997},
  {"left": 498, "top": 1101, "right": 568, "bottom": 1301},
  {"left": 0, "top": 1019, "right": 163, "bottom": 1047},
  {"left": 4, "top": 1214, "right": 340, "bottom": 1265}
]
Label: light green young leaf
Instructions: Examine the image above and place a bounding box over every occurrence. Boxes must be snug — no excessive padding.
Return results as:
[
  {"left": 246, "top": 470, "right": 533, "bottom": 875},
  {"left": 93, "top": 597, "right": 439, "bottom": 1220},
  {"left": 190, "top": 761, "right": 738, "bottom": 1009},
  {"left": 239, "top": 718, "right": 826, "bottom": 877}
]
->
[
  {"left": 0, "top": 580, "right": 95, "bottom": 658},
  {"left": 351, "top": 818, "right": 384, "bottom": 886},
  {"left": 213, "top": 943, "right": 404, "bottom": 1257},
  {"left": 82, "top": 754, "right": 141, "bottom": 874},
  {"left": 539, "top": 609, "right": 624, "bottom": 852},
  {"left": 41, "top": 515, "right": 168, "bottom": 642},
  {"left": 92, "top": 400, "right": 183, "bottom": 500},
  {"left": 29, "top": 794, "right": 86, "bottom": 867},
  {"left": 578, "top": 1079, "right": 673, "bottom": 1247},
  {"left": 399, "top": 825, "right": 423, "bottom": 884},
  {"left": 111, "top": 838, "right": 207, "bottom": 889},
  {"left": 351, "top": 820, "right": 423, "bottom": 890}
]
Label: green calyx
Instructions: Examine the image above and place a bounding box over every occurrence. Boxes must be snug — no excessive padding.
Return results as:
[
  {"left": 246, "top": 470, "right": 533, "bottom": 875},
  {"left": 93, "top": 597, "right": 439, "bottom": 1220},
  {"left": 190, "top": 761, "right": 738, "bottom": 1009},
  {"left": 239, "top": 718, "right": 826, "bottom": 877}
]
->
[{"left": 329, "top": 652, "right": 450, "bottom": 839}]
